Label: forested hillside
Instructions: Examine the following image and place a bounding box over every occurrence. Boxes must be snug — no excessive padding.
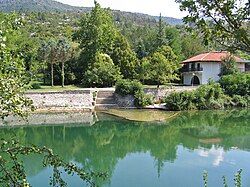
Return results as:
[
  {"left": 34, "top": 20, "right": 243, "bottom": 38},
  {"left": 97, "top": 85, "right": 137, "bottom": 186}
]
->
[
  {"left": 0, "top": 1, "right": 230, "bottom": 89},
  {"left": 0, "top": 0, "right": 90, "bottom": 12},
  {"left": 0, "top": 0, "right": 182, "bottom": 25},
  {"left": 1, "top": 2, "right": 211, "bottom": 87}
]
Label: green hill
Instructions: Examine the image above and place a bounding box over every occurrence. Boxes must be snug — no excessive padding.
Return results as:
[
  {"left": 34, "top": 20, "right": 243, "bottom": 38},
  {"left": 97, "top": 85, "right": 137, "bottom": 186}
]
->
[
  {"left": 0, "top": 0, "right": 90, "bottom": 12},
  {"left": 0, "top": 0, "right": 183, "bottom": 25}
]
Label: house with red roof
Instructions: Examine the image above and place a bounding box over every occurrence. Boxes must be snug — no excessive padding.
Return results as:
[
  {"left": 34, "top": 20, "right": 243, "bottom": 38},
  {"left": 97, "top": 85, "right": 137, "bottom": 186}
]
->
[{"left": 181, "top": 51, "right": 246, "bottom": 85}]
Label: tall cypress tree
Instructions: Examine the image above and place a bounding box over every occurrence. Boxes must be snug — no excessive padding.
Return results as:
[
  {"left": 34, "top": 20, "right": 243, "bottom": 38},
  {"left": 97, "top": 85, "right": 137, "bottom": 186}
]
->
[{"left": 156, "top": 13, "right": 166, "bottom": 48}]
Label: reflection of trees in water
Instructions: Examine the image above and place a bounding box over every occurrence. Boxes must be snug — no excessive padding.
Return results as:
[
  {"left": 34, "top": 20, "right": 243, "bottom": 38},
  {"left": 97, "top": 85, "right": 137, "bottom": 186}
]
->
[
  {"left": 171, "top": 109, "right": 250, "bottom": 150},
  {"left": 0, "top": 109, "right": 249, "bottom": 184}
]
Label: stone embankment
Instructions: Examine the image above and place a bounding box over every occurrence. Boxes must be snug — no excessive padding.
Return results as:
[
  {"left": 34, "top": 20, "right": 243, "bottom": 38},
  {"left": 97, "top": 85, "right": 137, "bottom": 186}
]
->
[
  {"left": 25, "top": 86, "right": 198, "bottom": 111},
  {"left": 26, "top": 90, "right": 94, "bottom": 111}
]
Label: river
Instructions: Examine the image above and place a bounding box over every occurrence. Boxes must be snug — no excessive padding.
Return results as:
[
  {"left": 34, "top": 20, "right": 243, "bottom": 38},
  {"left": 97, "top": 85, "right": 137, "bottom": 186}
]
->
[{"left": 1, "top": 109, "right": 250, "bottom": 186}]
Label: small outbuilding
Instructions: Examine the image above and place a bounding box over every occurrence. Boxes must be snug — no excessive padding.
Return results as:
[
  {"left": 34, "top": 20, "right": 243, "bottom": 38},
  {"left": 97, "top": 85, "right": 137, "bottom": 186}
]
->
[{"left": 181, "top": 51, "right": 246, "bottom": 85}]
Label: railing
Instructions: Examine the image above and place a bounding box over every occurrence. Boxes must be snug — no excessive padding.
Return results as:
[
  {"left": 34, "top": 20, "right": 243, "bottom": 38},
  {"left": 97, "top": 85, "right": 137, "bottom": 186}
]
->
[
  {"left": 181, "top": 67, "right": 203, "bottom": 73},
  {"left": 237, "top": 68, "right": 250, "bottom": 72},
  {"left": 238, "top": 68, "right": 245, "bottom": 72}
]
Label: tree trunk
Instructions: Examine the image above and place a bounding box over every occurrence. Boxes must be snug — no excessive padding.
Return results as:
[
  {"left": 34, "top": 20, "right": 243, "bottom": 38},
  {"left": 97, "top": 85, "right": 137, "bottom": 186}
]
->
[
  {"left": 62, "top": 61, "right": 65, "bottom": 87},
  {"left": 157, "top": 81, "right": 160, "bottom": 89},
  {"left": 43, "top": 60, "right": 46, "bottom": 85},
  {"left": 51, "top": 61, "right": 54, "bottom": 87}
]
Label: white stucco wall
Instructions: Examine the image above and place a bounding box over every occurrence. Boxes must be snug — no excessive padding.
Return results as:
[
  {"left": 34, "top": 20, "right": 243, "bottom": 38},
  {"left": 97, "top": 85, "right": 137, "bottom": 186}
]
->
[
  {"left": 237, "top": 62, "right": 245, "bottom": 72},
  {"left": 183, "top": 72, "right": 202, "bottom": 85},
  {"left": 182, "top": 60, "right": 246, "bottom": 85},
  {"left": 201, "top": 62, "right": 221, "bottom": 84},
  {"left": 182, "top": 62, "right": 221, "bottom": 85}
]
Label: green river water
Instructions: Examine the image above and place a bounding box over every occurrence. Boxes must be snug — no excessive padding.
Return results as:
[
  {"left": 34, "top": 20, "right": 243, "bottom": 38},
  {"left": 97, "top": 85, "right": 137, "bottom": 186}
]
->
[{"left": 1, "top": 109, "right": 250, "bottom": 187}]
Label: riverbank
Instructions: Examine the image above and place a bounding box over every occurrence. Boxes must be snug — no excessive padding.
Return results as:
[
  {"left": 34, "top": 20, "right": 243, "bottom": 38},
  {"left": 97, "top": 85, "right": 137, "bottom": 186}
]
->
[
  {"left": 0, "top": 109, "right": 180, "bottom": 127},
  {"left": 1, "top": 108, "right": 249, "bottom": 128},
  {"left": 25, "top": 86, "right": 197, "bottom": 111},
  {"left": 1, "top": 112, "right": 96, "bottom": 127},
  {"left": 103, "top": 109, "right": 179, "bottom": 122}
]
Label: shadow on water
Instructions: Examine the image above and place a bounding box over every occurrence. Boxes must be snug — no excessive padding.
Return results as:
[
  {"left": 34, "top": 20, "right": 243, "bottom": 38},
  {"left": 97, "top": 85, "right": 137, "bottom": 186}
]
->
[{"left": 0, "top": 109, "right": 249, "bottom": 186}]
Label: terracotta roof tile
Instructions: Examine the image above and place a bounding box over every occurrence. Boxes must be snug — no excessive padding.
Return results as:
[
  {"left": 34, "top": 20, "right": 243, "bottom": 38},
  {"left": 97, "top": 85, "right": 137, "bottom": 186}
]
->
[{"left": 182, "top": 51, "right": 244, "bottom": 63}]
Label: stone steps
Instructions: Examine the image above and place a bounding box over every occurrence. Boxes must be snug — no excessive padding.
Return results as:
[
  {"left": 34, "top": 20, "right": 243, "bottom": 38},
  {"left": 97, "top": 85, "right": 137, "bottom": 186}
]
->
[
  {"left": 95, "top": 104, "right": 119, "bottom": 110},
  {"left": 97, "top": 91, "right": 115, "bottom": 98},
  {"left": 94, "top": 91, "right": 118, "bottom": 110},
  {"left": 96, "top": 97, "right": 116, "bottom": 104}
]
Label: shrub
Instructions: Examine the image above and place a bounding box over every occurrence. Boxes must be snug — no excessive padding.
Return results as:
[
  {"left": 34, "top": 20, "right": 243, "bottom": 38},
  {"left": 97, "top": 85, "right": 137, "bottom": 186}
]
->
[
  {"left": 232, "top": 95, "right": 248, "bottom": 107},
  {"left": 115, "top": 79, "right": 143, "bottom": 96},
  {"left": 164, "top": 91, "right": 196, "bottom": 111},
  {"left": 194, "top": 82, "right": 225, "bottom": 109},
  {"left": 130, "top": 80, "right": 144, "bottom": 94},
  {"left": 163, "top": 82, "right": 239, "bottom": 111},
  {"left": 134, "top": 91, "right": 154, "bottom": 108},
  {"left": 115, "top": 79, "right": 153, "bottom": 107},
  {"left": 220, "top": 55, "right": 239, "bottom": 76},
  {"left": 115, "top": 79, "right": 131, "bottom": 96},
  {"left": 31, "top": 82, "right": 41, "bottom": 89},
  {"left": 219, "top": 73, "right": 250, "bottom": 96}
]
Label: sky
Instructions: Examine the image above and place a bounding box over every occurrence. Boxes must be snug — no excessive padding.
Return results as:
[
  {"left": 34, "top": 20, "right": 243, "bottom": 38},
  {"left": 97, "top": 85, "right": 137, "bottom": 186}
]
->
[{"left": 55, "top": 0, "right": 186, "bottom": 18}]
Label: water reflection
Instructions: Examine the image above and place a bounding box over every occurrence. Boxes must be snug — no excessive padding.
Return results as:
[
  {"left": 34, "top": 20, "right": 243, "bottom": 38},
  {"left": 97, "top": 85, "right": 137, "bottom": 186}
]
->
[{"left": 0, "top": 109, "right": 249, "bottom": 186}]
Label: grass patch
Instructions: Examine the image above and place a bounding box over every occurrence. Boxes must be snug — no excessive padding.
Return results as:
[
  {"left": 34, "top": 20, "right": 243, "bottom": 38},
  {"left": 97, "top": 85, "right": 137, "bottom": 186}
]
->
[{"left": 26, "top": 85, "right": 84, "bottom": 93}]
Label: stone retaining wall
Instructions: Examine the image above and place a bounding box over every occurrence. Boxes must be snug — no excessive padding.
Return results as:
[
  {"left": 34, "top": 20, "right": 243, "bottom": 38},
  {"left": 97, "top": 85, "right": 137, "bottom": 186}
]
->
[
  {"left": 115, "top": 94, "right": 135, "bottom": 108},
  {"left": 144, "top": 86, "right": 198, "bottom": 100},
  {"left": 26, "top": 90, "right": 94, "bottom": 110},
  {"left": 25, "top": 87, "right": 198, "bottom": 111}
]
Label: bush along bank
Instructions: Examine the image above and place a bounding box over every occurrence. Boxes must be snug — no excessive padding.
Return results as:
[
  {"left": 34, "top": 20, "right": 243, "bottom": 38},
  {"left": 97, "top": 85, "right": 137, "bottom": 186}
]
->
[
  {"left": 115, "top": 79, "right": 154, "bottom": 107},
  {"left": 164, "top": 73, "right": 250, "bottom": 111}
]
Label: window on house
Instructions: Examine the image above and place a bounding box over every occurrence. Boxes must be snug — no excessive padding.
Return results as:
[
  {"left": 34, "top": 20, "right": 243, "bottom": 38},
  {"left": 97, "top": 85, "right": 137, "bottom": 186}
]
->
[
  {"left": 197, "top": 63, "right": 201, "bottom": 70},
  {"left": 191, "top": 63, "right": 195, "bottom": 70}
]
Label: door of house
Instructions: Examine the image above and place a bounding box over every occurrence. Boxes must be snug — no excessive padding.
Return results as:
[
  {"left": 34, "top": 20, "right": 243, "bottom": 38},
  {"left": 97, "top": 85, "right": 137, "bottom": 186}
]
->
[{"left": 191, "top": 76, "right": 200, "bottom": 85}]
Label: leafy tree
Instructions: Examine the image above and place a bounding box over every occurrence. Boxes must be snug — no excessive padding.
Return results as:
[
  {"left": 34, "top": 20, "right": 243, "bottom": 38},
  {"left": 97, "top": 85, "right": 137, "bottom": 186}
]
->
[
  {"left": 147, "top": 46, "right": 180, "bottom": 88},
  {"left": 165, "top": 26, "right": 182, "bottom": 60},
  {"left": 57, "top": 38, "right": 71, "bottom": 87},
  {"left": 0, "top": 14, "right": 33, "bottom": 119},
  {"left": 0, "top": 14, "right": 106, "bottom": 186},
  {"left": 125, "top": 24, "right": 157, "bottom": 58},
  {"left": 63, "top": 42, "right": 80, "bottom": 85},
  {"left": 220, "top": 55, "right": 239, "bottom": 76},
  {"left": 37, "top": 40, "right": 48, "bottom": 84},
  {"left": 0, "top": 138, "right": 107, "bottom": 186},
  {"left": 84, "top": 53, "right": 122, "bottom": 87},
  {"left": 110, "top": 34, "right": 139, "bottom": 79},
  {"left": 237, "top": 51, "right": 250, "bottom": 60},
  {"left": 74, "top": 1, "right": 139, "bottom": 81},
  {"left": 137, "top": 58, "right": 151, "bottom": 84},
  {"left": 73, "top": 1, "right": 116, "bottom": 72},
  {"left": 3, "top": 13, "right": 40, "bottom": 82},
  {"left": 180, "top": 32, "right": 207, "bottom": 59},
  {"left": 7, "top": 28, "right": 38, "bottom": 73},
  {"left": 38, "top": 39, "right": 75, "bottom": 86},
  {"left": 135, "top": 39, "right": 148, "bottom": 60},
  {"left": 156, "top": 45, "right": 180, "bottom": 63},
  {"left": 46, "top": 39, "right": 58, "bottom": 87},
  {"left": 176, "top": 0, "right": 250, "bottom": 53},
  {"left": 219, "top": 73, "right": 250, "bottom": 96}
]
